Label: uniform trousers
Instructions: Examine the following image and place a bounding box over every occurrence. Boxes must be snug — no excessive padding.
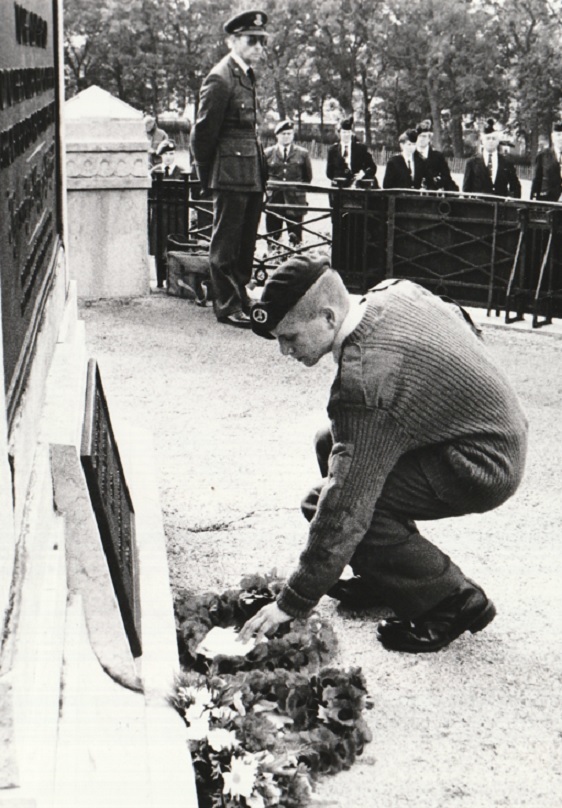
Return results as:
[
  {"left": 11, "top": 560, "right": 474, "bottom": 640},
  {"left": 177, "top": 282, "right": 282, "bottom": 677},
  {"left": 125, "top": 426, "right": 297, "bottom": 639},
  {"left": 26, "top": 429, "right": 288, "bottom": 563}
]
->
[
  {"left": 210, "top": 190, "right": 263, "bottom": 319},
  {"left": 265, "top": 194, "right": 304, "bottom": 244},
  {"left": 301, "top": 427, "right": 470, "bottom": 619}
]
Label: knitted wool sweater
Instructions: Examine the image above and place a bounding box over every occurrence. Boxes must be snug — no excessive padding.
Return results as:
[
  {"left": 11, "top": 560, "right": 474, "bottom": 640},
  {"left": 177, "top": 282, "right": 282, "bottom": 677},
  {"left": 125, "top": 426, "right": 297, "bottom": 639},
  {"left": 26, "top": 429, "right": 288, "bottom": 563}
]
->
[{"left": 277, "top": 281, "right": 528, "bottom": 619}]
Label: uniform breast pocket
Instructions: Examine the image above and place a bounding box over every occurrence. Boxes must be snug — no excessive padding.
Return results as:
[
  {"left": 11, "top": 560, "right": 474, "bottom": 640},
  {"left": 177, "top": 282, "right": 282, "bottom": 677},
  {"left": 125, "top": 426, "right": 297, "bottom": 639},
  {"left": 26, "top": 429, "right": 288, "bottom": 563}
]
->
[{"left": 218, "top": 141, "right": 257, "bottom": 186}]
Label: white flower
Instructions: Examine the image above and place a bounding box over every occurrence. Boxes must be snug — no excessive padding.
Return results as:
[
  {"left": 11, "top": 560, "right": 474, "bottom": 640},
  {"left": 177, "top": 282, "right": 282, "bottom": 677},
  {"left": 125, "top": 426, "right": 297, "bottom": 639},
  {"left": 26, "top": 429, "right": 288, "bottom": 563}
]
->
[
  {"left": 222, "top": 755, "right": 259, "bottom": 800},
  {"left": 182, "top": 686, "right": 214, "bottom": 723},
  {"left": 207, "top": 728, "right": 239, "bottom": 752},
  {"left": 185, "top": 714, "right": 210, "bottom": 741}
]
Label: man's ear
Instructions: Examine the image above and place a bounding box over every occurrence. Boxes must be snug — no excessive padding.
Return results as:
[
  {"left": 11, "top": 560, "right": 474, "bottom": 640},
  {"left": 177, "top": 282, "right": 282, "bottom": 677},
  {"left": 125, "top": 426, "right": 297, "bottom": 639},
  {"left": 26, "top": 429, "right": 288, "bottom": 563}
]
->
[{"left": 321, "top": 307, "right": 337, "bottom": 330}]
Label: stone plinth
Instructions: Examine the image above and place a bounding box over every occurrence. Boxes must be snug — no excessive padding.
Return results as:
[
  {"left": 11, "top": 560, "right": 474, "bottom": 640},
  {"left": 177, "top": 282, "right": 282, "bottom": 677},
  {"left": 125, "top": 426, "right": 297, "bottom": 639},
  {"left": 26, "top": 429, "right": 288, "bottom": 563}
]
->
[{"left": 65, "top": 87, "right": 151, "bottom": 299}]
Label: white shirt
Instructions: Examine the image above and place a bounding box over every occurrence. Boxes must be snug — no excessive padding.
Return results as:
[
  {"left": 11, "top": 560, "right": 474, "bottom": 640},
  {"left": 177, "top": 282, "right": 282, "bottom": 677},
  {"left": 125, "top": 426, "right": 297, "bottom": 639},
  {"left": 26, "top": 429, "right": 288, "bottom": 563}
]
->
[
  {"left": 332, "top": 297, "right": 367, "bottom": 362},
  {"left": 483, "top": 150, "right": 498, "bottom": 181}
]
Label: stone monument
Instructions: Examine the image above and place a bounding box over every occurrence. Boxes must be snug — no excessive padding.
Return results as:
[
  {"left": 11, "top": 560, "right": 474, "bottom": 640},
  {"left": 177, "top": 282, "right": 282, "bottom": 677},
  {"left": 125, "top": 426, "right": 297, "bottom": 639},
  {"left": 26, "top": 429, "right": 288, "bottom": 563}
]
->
[{"left": 65, "top": 85, "right": 152, "bottom": 299}]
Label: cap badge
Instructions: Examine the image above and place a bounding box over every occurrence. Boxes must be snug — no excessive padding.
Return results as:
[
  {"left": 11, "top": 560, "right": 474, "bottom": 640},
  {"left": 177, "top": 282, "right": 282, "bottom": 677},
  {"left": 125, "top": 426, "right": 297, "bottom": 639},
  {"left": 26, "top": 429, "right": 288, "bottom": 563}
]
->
[
  {"left": 251, "top": 306, "right": 268, "bottom": 324},
  {"left": 254, "top": 13, "right": 264, "bottom": 26}
]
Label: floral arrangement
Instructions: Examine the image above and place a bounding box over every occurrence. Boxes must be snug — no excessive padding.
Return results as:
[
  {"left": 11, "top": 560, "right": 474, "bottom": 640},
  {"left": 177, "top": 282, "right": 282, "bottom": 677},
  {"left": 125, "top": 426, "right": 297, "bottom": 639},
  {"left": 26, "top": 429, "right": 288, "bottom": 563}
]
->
[{"left": 172, "top": 572, "right": 373, "bottom": 807}]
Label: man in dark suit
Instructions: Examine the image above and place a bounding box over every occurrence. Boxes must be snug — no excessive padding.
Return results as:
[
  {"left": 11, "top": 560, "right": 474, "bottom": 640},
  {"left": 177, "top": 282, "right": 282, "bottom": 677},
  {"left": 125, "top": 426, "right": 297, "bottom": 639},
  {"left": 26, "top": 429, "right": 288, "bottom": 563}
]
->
[
  {"left": 383, "top": 129, "right": 435, "bottom": 190},
  {"left": 530, "top": 120, "right": 562, "bottom": 202},
  {"left": 326, "top": 116, "right": 378, "bottom": 188},
  {"left": 416, "top": 119, "right": 459, "bottom": 192},
  {"left": 463, "top": 119, "right": 521, "bottom": 198},
  {"left": 265, "top": 119, "right": 313, "bottom": 246},
  {"left": 191, "top": 10, "right": 268, "bottom": 328},
  {"left": 149, "top": 141, "right": 188, "bottom": 287}
]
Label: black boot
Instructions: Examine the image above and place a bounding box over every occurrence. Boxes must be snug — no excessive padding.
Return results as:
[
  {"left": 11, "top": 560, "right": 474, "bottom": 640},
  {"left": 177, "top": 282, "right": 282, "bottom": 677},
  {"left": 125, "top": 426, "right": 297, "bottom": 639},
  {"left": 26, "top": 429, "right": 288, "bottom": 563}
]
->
[{"left": 377, "top": 580, "right": 496, "bottom": 653}]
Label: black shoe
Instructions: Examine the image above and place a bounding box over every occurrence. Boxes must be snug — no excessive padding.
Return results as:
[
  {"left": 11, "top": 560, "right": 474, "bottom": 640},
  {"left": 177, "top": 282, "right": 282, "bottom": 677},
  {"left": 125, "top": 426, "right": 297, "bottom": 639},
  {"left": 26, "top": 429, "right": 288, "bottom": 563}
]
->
[
  {"left": 326, "top": 576, "right": 384, "bottom": 609},
  {"left": 217, "top": 312, "right": 251, "bottom": 328},
  {"left": 377, "top": 580, "right": 496, "bottom": 653}
]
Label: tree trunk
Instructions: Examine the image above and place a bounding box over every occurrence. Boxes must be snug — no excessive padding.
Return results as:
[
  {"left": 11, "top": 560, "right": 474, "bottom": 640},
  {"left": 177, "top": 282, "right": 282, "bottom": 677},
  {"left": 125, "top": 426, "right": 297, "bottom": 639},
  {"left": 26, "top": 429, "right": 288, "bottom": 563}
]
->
[
  {"left": 274, "top": 75, "right": 286, "bottom": 121},
  {"left": 360, "top": 70, "right": 372, "bottom": 147},
  {"left": 451, "top": 113, "right": 464, "bottom": 157},
  {"left": 426, "top": 75, "right": 442, "bottom": 149}
]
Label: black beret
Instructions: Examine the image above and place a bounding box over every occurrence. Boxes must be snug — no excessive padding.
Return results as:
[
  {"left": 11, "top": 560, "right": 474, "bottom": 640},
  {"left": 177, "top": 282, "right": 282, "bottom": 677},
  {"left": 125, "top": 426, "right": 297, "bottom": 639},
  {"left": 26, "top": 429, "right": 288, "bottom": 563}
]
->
[
  {"left": 483, "top": 118, "right": 497, "bottom": 135},
  {"left": 224, "top": 9, "right": 268, "bottom": 35},
  {"left": 157, "top": 139, "right": 176, "bottom": 155},
  {"left": 416, "top": 119, "right": 433, "bottom": 134},
  {"left": 275, "top": 119, "right": 294, "bottom": 135},
  {"left": 250, "top": 253, "right": 331, "bottom": 339},
  {"left": 399, "top": 129, "right": 418, "bottom": 144},
  {"left": 339, "top": 116, "right": 354, "bottom": 131}
]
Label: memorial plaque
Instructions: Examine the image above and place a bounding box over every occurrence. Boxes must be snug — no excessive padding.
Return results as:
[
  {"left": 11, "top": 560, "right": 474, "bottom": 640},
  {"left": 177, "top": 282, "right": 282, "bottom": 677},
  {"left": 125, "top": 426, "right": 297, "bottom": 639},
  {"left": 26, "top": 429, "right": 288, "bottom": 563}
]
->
[
  {"left": 1, "top": 0, "right": 63, "bottom": 429},
  {"left": 81, "top": 359, "right": 141, "bottom": 657}
]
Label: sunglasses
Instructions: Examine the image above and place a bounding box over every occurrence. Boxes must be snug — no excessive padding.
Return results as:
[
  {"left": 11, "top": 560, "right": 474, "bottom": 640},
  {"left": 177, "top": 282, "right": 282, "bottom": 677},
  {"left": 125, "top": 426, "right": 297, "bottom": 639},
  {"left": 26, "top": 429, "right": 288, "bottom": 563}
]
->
[{"left": 245, "top": 35, "right": 267, "bottom": 47}]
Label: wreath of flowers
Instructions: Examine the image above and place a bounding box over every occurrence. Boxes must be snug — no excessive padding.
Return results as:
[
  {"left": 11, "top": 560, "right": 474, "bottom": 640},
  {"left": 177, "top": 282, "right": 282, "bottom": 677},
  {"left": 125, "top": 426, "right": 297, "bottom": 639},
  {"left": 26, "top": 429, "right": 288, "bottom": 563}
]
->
[{"left": 172, "top": 572, "right": 373, "bottom": 808}]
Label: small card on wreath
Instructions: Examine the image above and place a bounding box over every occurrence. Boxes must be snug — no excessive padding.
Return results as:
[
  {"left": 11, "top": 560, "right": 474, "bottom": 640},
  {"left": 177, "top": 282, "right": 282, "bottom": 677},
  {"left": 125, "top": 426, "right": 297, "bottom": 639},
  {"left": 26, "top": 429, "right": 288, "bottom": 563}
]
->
[{"left": 196, "top": 626, "right": 260, "bottom": 658}]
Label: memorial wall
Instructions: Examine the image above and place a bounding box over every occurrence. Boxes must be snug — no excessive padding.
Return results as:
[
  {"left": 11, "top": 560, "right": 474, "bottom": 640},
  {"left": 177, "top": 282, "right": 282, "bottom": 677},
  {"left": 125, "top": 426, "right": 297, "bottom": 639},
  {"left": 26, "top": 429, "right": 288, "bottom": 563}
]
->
[{"left": 0, "top": 0, "right": 63, "bottom": 430}]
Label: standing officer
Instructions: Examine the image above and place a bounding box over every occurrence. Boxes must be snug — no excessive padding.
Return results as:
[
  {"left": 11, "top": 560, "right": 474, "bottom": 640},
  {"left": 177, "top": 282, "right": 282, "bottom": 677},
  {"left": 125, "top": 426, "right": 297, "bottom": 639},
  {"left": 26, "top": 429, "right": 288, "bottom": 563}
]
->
[
  {"left": 191, "top": 10, "right": 268, "bottom": 328},
  {"left": 530, "top": 120, "right": 562, "bottom": 202},
  {"left": 265, "top": 119, "right": 313, "bottom": 246},
  {"left": 383, "top": 129, "right": 435, "bottom": 190},
  {"left": 415, "top": 119, "right": 459, "bottom": 191},
  {"left": 463, "top": 119, "right": 521, "bottom": 198},
  {"left": 326, "top": 116, "right": 378, "bottom": 188}
]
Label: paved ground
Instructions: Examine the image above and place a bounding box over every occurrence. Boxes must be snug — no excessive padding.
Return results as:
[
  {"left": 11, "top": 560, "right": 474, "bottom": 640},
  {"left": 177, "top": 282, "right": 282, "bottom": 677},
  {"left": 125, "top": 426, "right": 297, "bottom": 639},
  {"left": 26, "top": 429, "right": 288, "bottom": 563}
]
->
[{"left": 80, "top": 285, "right": 562, "bottom": 808}]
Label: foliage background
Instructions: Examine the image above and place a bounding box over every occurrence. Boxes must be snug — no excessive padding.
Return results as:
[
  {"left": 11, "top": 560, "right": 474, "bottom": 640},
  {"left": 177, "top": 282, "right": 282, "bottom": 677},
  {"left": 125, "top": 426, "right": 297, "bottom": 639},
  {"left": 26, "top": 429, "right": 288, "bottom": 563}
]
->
[{"left": 63, "top": 0, "right": 562, "bottom": 156}]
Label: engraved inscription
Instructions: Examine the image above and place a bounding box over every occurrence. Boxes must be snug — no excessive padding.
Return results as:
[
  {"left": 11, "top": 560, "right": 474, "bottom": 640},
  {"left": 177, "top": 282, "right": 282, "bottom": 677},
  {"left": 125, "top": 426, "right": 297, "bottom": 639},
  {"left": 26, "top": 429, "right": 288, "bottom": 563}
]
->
[{"left": 81, "top": 360, "right": 141, "bottom": 657}]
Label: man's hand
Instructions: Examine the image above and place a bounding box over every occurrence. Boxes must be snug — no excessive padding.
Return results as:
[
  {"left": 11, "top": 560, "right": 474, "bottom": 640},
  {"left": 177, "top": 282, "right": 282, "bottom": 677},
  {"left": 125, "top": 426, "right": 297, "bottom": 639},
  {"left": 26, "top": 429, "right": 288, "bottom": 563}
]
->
[{"left": 238, "top": 602, "right": 292, "bottom": 644}]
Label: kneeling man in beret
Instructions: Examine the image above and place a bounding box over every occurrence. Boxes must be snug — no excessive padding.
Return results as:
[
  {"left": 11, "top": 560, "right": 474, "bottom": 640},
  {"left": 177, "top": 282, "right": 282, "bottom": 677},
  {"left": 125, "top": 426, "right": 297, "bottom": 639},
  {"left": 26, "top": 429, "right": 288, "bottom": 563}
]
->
[{"left": 240, "top": 256, "right": 528, "bottom": 653}]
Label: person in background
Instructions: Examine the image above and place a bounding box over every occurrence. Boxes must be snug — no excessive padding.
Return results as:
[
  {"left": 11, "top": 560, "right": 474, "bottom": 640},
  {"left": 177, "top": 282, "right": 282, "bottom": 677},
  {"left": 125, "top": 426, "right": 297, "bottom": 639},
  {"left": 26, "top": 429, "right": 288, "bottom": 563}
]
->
[
  {"left": 415, "top": 119, "right": 459, "bottom": 192},
  {"left": 239, "top": 254, "right": 527, "bottom": 654},
  {"left": 463, "top": 119, "right": 521, "bottom": 198},
  {"left": 150, "top": 140, "right": 184, "bottom": 177},
  {"left": 530, "top": 120, "right": 562, "bottom": 202},
  {"left": 190, "top": 9, "right": 268, "bottom": 329},
  {"left": 145, "top": 116, "right": 168, "bottom": 169},
  {"left": 265, "top": 119, "right": 313, "bottom": 247},
  {"left": 326, "top": 116, "right": 378, "bottom": 189},
  {"left": 383, "top": 128, "right": 435, "bottom": 190}
]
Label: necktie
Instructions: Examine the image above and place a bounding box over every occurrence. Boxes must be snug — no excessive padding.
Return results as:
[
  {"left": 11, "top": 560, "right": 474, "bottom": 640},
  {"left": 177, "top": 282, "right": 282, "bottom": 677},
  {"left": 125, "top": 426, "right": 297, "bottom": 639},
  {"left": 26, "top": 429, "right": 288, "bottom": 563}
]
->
[
  {"left": 487, "top": 154, "right": 493, "bottom": 177},
  {"left": 407, "top": 159, "right": 413, "bottom": 179},
  {"left": 343, "top": 146, "right": 349, "bottom": 162},
  {"left": 247, "top": 67, "right": 255, "bottom": 84},
  {"left": 164, "top": 166, "right": 170, "bottom": 177},
  {"left": 283, "top": 147, "right": 288, "bottom": 162}
]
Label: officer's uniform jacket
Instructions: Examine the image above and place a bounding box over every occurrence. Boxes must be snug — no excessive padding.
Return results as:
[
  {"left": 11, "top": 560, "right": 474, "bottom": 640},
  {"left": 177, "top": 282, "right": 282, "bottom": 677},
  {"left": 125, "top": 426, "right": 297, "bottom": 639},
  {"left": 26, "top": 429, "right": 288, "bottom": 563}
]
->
[
  {"left": 326, "top": 139, "right": 379, "bottom": 188},
  {"left": 530, "top": 148, "right": 562, "bottom": 202},
  {"left": 190, "top": 54, "right": 266, "bottom": 193},
  {"left": 420, "top": 147, "right": 459, "bottom": 191},
  {"left": 383, "top": 151, "right": 435, "bottom": 190},
  {"left": 463, "top": 153, "right": 521, "bottom": 198},
  {"left": 265, "top": 144, "right": 313, "bottom": 208}
]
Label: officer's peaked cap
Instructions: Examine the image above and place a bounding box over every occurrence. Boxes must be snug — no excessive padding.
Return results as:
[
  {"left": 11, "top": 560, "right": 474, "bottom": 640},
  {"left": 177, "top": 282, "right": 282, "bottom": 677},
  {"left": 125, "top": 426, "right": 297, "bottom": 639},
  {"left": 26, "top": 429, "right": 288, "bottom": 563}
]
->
[{"left": 224, "top": 10, "right": 268, "bottom": 35}]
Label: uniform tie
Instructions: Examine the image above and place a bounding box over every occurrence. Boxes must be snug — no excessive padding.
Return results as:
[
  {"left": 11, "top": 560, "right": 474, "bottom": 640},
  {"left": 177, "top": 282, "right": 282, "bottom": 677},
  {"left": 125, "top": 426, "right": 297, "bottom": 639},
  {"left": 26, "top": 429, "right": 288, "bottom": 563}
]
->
[
  {"left": 487, "top": 153, "right": 493, "bottom": 176},
  {"left": 247, "top": 67, "right": 255, "bottom": 84},
  {"left": 407, "top": 158, "right": 413, "bottom": 180},
  {"left": 343, "top": 146, "right": 349, "bottom": 162},
  {"left": 164, "top": 166, "right": 170, "bottom": 177},
  {"left": 283, "top": 147, "right": 289, "bottom": 162}
]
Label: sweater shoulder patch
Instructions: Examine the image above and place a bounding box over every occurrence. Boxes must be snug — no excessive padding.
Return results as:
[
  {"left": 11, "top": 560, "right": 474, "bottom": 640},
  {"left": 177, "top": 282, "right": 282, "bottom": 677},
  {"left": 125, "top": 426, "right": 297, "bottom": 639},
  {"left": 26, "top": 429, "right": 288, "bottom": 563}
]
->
[{"left": 339, "top": 343, "right": 403, "bottom": 410}]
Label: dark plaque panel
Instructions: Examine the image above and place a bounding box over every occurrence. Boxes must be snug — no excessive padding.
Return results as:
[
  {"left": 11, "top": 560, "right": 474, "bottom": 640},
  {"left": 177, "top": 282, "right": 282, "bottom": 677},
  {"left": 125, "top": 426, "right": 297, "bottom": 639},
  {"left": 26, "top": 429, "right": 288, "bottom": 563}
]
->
[
  {"left": 1, "top": 0, "right": 63, "bottom": 428},
  {"left": 81, "top": 359, "right": 141, "bottom": 657}
]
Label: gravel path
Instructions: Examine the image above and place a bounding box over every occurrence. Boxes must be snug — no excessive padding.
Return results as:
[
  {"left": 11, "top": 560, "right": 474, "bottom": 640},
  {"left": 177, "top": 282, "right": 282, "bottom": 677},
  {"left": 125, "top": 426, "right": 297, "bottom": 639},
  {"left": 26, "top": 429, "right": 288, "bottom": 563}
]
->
[{"left": 81, "top": 293, "right": 562, "bottom": 808}]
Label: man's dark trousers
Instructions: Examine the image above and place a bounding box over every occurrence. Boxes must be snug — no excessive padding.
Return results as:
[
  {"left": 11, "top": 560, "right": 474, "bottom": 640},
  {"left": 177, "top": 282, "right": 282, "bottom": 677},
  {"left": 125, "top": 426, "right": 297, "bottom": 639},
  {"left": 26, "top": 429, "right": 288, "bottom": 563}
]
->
[
  {"left": 211, "top": 190, "right": 263, "bottom": 319},
  {"left": 302, "top": 427, "right": 469, "bottom": 619}
]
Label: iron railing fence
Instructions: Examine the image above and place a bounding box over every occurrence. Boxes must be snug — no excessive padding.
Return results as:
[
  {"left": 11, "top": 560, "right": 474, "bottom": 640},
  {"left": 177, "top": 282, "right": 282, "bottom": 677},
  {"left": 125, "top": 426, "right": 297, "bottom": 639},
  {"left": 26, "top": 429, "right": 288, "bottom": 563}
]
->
[{"left": 148, "top": 175, "right": 562, "bottom": 327}]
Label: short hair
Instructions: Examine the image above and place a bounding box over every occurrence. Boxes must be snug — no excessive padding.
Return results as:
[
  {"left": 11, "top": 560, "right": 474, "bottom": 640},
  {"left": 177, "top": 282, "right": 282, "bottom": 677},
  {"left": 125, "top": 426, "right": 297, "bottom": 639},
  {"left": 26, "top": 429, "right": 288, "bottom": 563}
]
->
[{"left": 286, "top": 269, "right": 349, "bottom": 323}]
